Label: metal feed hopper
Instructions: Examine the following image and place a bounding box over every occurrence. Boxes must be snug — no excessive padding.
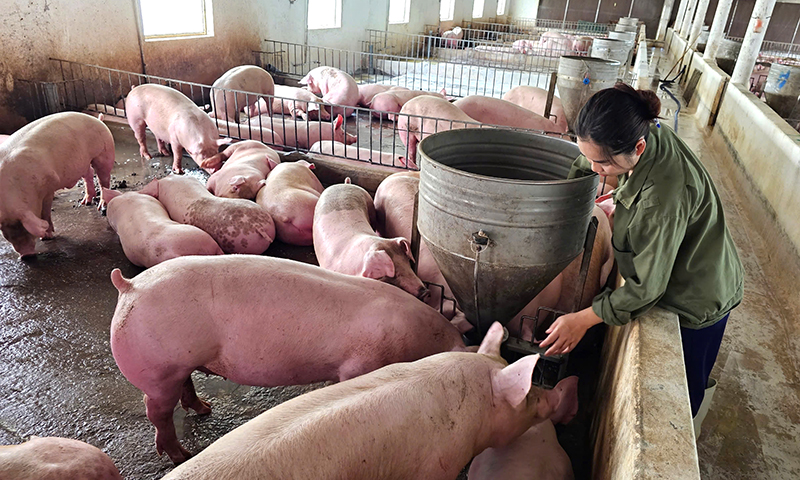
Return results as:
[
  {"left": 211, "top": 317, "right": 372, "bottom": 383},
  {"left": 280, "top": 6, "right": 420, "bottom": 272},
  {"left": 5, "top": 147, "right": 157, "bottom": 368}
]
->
[{"left": 417, "top": 129, "right": 598, "bottom": 337}]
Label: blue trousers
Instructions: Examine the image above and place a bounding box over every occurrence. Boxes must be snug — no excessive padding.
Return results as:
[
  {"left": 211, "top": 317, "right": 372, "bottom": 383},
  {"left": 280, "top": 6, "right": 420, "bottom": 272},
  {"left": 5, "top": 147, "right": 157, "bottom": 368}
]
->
[{"left": 680, "top": 313, "right": 729, "bottom": 417}]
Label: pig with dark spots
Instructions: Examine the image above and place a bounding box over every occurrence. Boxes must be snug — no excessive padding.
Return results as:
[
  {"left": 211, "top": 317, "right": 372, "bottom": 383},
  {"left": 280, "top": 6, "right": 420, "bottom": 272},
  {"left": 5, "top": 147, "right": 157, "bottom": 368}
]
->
[
  {"left": 159, "top": 322, "right": 578, "bottom": 480},
  {"left": 502, "top": 85, "right": 569, "bottom": 132},
  {"left": 314, "top": 182, "right": 428, "bottom": 300},
  {"left": 300, "top": 66, "right": 360, "bottom": 117},
  {"left": 204, "top": 140, "right": 280, "bottom": 200},
  {"left": 125, "top": 84, "right": 230, "bottom": 174},
  {"left": 255, "top": 160, "right": 323, "bottom": 246},
  {"left": 453, "top": 95, "right": 566, "bottom": 133},
  {"left": 104, "top": 189, "right": 222, "bottom": 268},
  {"left": 109, "top": 255, "right": 466, "bottom": 464},
  {"left": 0, "top": 437, "right": 123, "bottom": 480},
  {"left": 369, "top": 88, "right": 448, "bottom": 120},
  {"left": 210, "top": 65, "right": 275, "bottom": 123},
  {"left": 0, "top": 112, "right": 115, "bottom": 258},
  {"left": 139, "top": 175, "right": 274, "bottom": 254}
]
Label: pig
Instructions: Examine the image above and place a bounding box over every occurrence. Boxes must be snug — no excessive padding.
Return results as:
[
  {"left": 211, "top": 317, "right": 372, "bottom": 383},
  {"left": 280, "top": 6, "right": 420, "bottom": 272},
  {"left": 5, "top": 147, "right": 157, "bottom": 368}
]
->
[
  {"left": 209, "top": 65, "right": 275, "bottom": 123},
  {"left": 216, "top": 118, "right": 284, "bottom": 149},
  {"left": 138, "top": 175, "right": 275, "bottom": 255},
  {"left": 260, "top": 84, "right": 331, "bottom": 121},
  {"left": 125, "top": 84, "right": 230, "bottom": 174},
  {"left": 512, "top": 39, "right": 537, "bottom": 55},
  {"left": 0, "top": 134, "right": 10, "bottom": 144},
  {"left": 255, "top": 160, "right": 323, "bottom": 246},
  {"left": 441, "top": 26, "right": 464, "bottom": 48},
  {"left": 309, "top": 140, "right": 406, "bottom": 167},
  {"left": 569, "top": 35, "right": 593, "bottom": 53},
  {"left": 468, "top": 420, "right": 575, "bottom": 480},
  {"left": 159, "top": 322, "right": 579, "bottom": 479},
  {"left": 247, "top": 114, "right": 356, "bottom": 149},
  {"left": 595, "top": 191, "right": 615, "bottom": 229},
  {"left": 314, "top": 181, "right": 428, "bottom": 299},
  {"left": 396, "top": 95, "right": 481, "bottom": 167},
  {"left": 109, "top": 254, "right": 467, "bottom": 464},
  {"left": 373, "top": 171, "right": 456, "bottom": 317},
  {"left": 369, "top": 88, "right": 448, "bottom": 120},
  {"left": 300, "top": 66, "right": 360, "bottom": 117},
  {"left": 0, "top": 112, "right": 115, "bottom": 258},
  {"left": 539, "top": 31, "right": 571, "bottom": 57},
  {"left": 104, "top": 189, "right": 222, "bottom": 268},
  {"left": 454, "top": 95, "right": 566, "bottom": 133},
  {"left": 357, "top": 84, "right": 408, "bottom": 107},
  {"left": 0, "top": 437, "right": 122, "bottom": 480},
  {"left": 502, "top": 85, "right": 569, "bottom": 132},
  {"left": 204, "top": 140, "right": 281, "bottom": 200}
]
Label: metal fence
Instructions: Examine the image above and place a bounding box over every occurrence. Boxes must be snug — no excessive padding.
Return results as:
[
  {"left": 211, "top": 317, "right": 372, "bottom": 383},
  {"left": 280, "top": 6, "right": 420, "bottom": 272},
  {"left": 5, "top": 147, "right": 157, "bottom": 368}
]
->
[
  {"left": 256, "top": 39, "right": 559, "bottom": 99},
  {"left": 24, "top": 58, "right": 567, "bottom": 171},
  {"left": 724, "top": 36, "right": 800, "bottom": 62}
]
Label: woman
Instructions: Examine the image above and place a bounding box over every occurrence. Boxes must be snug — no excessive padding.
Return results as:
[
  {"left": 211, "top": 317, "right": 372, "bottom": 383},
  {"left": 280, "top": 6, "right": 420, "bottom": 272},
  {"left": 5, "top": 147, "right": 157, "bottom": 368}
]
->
[{"left": 539, "top": 84, "right": 744, "bottom": 428}]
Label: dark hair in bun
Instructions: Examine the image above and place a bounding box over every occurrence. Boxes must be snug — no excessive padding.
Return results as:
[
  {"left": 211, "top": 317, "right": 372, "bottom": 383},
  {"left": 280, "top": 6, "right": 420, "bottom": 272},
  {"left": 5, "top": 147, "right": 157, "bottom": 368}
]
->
[{"left": 575, "top": 83, "right": 661, "bottom": 159}]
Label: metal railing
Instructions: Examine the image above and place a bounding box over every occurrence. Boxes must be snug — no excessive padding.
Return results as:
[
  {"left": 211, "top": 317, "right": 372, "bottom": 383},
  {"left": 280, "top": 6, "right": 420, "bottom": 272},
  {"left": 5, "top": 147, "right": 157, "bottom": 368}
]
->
[
  {"left": 724, "top": 35, "right": 800, "bottom": 62},
  {"left": 256, "top": 39, "right": 560, "bottom": 98},
  {"left": 27, "top": 59, "right": 568, "bottom": 171}
]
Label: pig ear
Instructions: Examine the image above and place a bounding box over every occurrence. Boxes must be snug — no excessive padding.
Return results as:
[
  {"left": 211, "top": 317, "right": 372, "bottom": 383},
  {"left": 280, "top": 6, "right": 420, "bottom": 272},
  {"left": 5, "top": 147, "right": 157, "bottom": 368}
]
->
[
  {"left": 266, "top": 155, "right": 280, "bottom": 171},
  {"left": 439, "top": 88, "right": 447, "bottom": 95},
  {"left": 395, "top": 237, "right": 413, "bottom": 260},
  {"left": 297, "top": 160, "right": 315, "bottom": 169},
  {"left": 493, "top": 354, "right": 539, "bottom": 408},
  {"left": 299, "top": 74, "right": 310, "bottom": 85},
  {"left": 361, "top": 249, "right": 395, "bottom": 280},
  {"left": 344, "top": 177, "right": 351, "bottom": 184},
  {"left": 20, "top": 211, "right": 49, "bottom": 238},
  {"left": 139, "top": 179, "right": 159, "bottom": 198},
  {"left": 228, "top": 175, "right": 247, "bottom": 188},
  {"left": 334, "top": 114, "right": 343, "bottom": 129},
  {"left": 477, "top": 322, "right": 506, "bottom": 356}
]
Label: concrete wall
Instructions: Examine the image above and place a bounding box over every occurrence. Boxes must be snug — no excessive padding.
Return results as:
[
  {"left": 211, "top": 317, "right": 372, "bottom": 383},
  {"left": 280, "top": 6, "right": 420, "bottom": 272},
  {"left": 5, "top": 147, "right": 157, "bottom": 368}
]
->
[
  {"left": 510, "top": 0, "right": 541, "bottom": 19},
  {"left": 388, "top": 0, "right": 441, "bottom": 35}
]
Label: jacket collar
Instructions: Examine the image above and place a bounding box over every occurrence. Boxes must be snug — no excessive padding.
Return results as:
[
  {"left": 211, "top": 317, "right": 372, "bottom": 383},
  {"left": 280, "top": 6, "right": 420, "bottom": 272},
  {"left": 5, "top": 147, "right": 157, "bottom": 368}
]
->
[{"left": 613, "top": 125, "right": 659, "bottom": 209}]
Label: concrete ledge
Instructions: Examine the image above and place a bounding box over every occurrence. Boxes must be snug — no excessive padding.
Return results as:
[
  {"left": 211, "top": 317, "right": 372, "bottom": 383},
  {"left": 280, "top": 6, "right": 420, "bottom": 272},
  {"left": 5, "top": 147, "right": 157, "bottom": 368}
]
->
[{"left": 591, "top": 307, "right": 699, "bottom": 480}]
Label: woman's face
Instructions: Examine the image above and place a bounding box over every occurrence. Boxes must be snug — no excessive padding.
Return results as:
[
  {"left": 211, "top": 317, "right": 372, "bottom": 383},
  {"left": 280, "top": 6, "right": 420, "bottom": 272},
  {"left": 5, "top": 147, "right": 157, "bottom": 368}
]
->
[{"left": 576, "top": 137, "right": 646, "bottom": 177}]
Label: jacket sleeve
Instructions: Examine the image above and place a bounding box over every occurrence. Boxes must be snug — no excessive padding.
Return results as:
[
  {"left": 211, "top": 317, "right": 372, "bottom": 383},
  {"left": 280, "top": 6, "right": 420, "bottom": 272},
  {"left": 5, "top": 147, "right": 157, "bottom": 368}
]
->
[{"left": 592, "top": 211, "right": 689, "bottom": 326}]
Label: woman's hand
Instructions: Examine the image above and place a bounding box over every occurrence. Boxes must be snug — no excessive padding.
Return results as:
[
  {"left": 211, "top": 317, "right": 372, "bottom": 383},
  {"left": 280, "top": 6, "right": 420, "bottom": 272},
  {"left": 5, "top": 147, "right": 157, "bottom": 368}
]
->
[{"left": 539, "top": 307, "right": 604, "bottom": 356}]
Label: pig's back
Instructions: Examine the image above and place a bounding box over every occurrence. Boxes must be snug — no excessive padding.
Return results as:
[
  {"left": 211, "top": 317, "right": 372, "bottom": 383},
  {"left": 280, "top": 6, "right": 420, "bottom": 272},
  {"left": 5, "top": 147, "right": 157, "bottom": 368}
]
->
[{"left": 374, "top": 173, "right": 419, "bottom": 238}]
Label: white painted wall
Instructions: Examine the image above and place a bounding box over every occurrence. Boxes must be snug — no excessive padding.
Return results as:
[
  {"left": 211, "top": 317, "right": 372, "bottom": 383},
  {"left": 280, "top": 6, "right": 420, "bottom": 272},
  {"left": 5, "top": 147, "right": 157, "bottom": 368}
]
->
[
  {"left": 510, "top": 0, "right": 540, "bottom": 19},
  {"left": 388, "top": 0, "right": 441, "bottom": 34}
]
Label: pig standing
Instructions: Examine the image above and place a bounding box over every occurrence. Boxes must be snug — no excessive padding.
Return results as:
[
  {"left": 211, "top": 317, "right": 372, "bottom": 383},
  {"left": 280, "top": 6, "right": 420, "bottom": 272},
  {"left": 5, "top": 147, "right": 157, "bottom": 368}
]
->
[
  {"left": 300, "top": 66, "right": 360, "bottom": 117},
  {"left": 104, "top": 189, "right": 222, "bottom": 268},
  {"left": 160, "top": 322, "right": 578, "bottom": 480},
  {"left": 209, "top": 65, "right": 275, "bottom": 122},
  {"left": 255, "top": 160, "right": 323, "bottom": 246},
  {"left": 309, "top": 140, "right": 406, "bottom": 167},
  {"left": 139, "top": 175, "right": 275, "bottom": 254},
  {"left": 454, "top": 95, "right": 566, "bottom": 133},
  {"left": 468, "top": 420, "right": 575, "bottom": 480},
  {"left": 357, "top": 84, "right": 408, "bottom": 107},
  {"left": 313, "top": 182, "right": 428, "bottom": 299},
  {"left": 374, "top": 172, "right": 456, "bottom": 317},
  {"left": 441, "top": 26, "right": 464, "bottom": 48},
  {"left": 109, "top": 254, "right": 467, "bottom": 464},
  {"left": 0, "top": 437, "right": 123, "bottom": 480},
  {"left": 262, "top": 85, "right": 331, "bottom": 121},
  {"left": 204, "top": 140, "right": 280, "bottom": 200},
  {"left": 369, "top": 88, "right": 448, "bottom": 120},
  {"left": 125, "top": 84, "right": 230, "bottom": 174},
  {"left": 0, "top": 112, "right": 115, "bottom": 258},
  {"left": 247, "top": 114, "right": 356, "bottom": 149},
  {"left": 502, "top": 85, "right": 569, "bottom": 132},
  {"left": 396, "top": 95, "right": 481, "bottom": 167}
]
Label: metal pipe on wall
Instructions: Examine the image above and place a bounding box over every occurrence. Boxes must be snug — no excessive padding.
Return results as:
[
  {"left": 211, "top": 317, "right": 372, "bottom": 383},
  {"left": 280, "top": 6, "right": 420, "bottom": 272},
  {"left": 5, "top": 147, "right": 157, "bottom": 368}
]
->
[
  {"left": 563, "top": 0, "right": 571, "bottom": 28},
  {"left": 628, "top": 0, "right": 636, "bottom": 17},
  {"left": 595, "top": 0, "right": 603, "bottom": 23},
  {"left": 675, "top": 0, "right": 691, "bottom": 32},
  {"left": 657, "top": 0, "right": 677, "bottom": 41},
  {"left": 728, "top": 0, "right": 739, "bottom": 34},
  {"left": 704, "top": 0, "right": 734, "bottom": 60},
  {"left": 689, "top": 0, "right": 712, "bottom": 45},
  {"left": 791, "top": 15, "right": 800, "bottom": 44},
  {"left": 680, "top": 0, "right": 699, "bottom": 38},
  {"left": 730, "top": 0, "right": 778, "bottom": 85}
]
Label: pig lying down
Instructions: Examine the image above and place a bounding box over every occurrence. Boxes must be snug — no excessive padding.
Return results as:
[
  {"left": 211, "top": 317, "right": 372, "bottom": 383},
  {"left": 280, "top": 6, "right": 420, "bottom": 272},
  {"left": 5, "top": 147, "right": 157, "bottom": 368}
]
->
[
  {"left": 209, "top": 65, "right": 275, "bottom": 122},
  {"left": 369, "top": 88, "right": 448, "bottom": 120},
  {"left": 309, "top": 140, "right": 406, "bottom": 167},
  {"left": 104, "top": 189, "right": 222, "bottom": 268},
  {"left": 204, "top": 140, "right": 281, "bottom": 200},
  {"left": 313, "top": 181, "right": 428, "bottom": 299},
  {"left": 266, "top": 84, "right": 331, "bottom": 121},
  {"left": 256, "top": 160, "right": 323, "bottom": 246},
  {"left": 357, "top": 84, "right": 409, "bottom": 107},
  {"left": 109, "top": 254, "right": 466, "bottom": 463},
  {"left": 246, "top": 114, "right": 356, "bottom": 149},
  {"left": 0, "top": 436, "right": 122, "bottom": 480},
  {"left": 502, "top": 85, "right": 570, "bottom": 132},
  {"left": 161, "top": 322, "right": 578, "bottom": 480},
  {"left": 0, "top": 112, "right": 115, "bottom": 258},
  {"left": 125, "top": 84, "right": 230, "bottom": 174}
]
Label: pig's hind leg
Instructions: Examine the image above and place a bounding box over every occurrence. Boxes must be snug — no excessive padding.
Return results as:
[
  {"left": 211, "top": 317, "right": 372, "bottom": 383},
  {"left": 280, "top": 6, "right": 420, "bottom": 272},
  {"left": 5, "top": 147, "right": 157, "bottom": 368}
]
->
[
  {"left": 156, "top": 137, "right": 171, "bottom": 157},
  {"left": 131, "top": 119, "right": 153, "bottom": 160},
  {"left": 144, "top": 387, "right": 193, "bottom": 464},
  {"left": 180, "top": 376, "right": 212, "bottom": 415},
  {"left": 92, "top": 145, "right": 116, "bottom": 209},
  {"left": 79, "top": 166, "right": 97, "bottom": 206},
  {"left": 170, "top": 143, "right": 185, "bottom": 174}
]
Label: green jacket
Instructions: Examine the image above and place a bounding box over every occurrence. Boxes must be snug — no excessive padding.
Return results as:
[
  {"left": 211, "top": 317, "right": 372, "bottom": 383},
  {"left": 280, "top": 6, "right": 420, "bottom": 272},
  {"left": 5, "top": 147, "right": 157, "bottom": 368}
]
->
[{"left": 569, "top": 124, "right": 744, "bottom": 329}]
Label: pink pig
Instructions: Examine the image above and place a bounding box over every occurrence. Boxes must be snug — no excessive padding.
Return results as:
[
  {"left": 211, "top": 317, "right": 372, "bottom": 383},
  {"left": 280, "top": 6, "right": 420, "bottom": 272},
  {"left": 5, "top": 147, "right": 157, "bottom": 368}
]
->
[
  {"left": 309, "top": 140, "right": 406, "bottom": 167},
  {"left": 104, "top": 188, "right": 222, "bottom": 268},
  {"left": 265, "top": 85, "right": 331, "bottom": 121},
  {"left": 502, "top": 85, "right": 569, "bottom": 132},
  {"left": 255, "top": 160, "right": 323, "bottom": 246},
  {"left": 210, "top": 65, "right": 275, "bottom": 122},
  {"left": 300, "top": 66, "right": 360, "bottom": 117},
  {"left": 369, "top": 88, "right": 448, "bottom": 120},
  {"left": 0, "top": 112, "right": 115, "bottom": 258},
  {"left": 139, "top": 175, "right": 275, "bottom": 254},
  {"left": 357, "top": 84, "right": 408, "bottom": 107},
  {"left": 109, "top": 254, "right": 467, "bottom": 464},
  {"left": 125, "top": 84, "right": 230, "bottom": 174},
  {"left": 248, "top": 114, "right": 356, "bottom": 149},
  {"left": 454, "top": 95, "right": 566, "bottom": 133},
  {"left": 0, "top": 437, "right": 122, "bottom": 480},
  {"left": 159, "top": 322, "right": 578, "bottom": 480},
  {"left": 204, "top": 140, "right": 281, "bottom": 200},
  {"left": 313, "top": 181, "right": 428, "bottom": 300}
]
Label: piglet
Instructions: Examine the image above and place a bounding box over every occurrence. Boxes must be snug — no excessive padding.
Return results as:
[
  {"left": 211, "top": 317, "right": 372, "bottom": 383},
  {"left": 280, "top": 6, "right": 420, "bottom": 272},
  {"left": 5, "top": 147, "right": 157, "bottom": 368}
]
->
[
  {"left": 139, "top": 175, "right": 275, "bottom": 254},
  {"left": 247, "top": 114, "right": 356, "bottom": 149},
  {"left": 0, "top": 437, "right": 122, "bottom": 480},
  {"left": 204, "top": 140, "right": 280, "bottom": 200},
  {"left": 0, "top": 112, "right": 115, "bottom": 258},
  {"left": 454, "top": 95, "right": 566, "bottom": 133},
  {"left": 109, "top": 254, "right": 466, "bottom": 464},
  {"left": 255, "top": 160, "right": 323, "bottom": 246},
  {"left": 160, "top": 322, "right": 578, "bottom": 480},
  {"left": 210, "top": 65, "right": 275, "bottom": 122},
  {"left": 369, "top": 88, "right": 447, "bottom": 120},
  {"left": 309, "top": 140, "right": 406, "bottom": 167},
  {"left": 125, "top": 84, "right": 230, "bottom": 174},
  {"left": 502, "top": 85, "right": 569, "bottom": 132},
  {"left": 104, "top": 189, "right": 222, "bottom": 268},
  {"left": 266, "top": 85, "right": 331, "bottom": 121},
  {"left": 314, "top": 181, "right": 428, "bottom": 299},
  {"left": 300, "top": 66, "right": 360, "bottom": 117}
]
